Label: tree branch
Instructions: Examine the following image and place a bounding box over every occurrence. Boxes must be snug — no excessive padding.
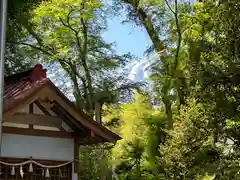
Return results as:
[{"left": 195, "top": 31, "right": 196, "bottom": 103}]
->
[
  {"left": 58, "top": 10, "right": 82, "bottom": 53},
  {"left": 80, "top": 9, "right": 88, "bottom": 58},
  {"left": 8, "top": 41, "right": 54, "bottom": 56},
  {"left": 79, "top": 0, "right": 94, "bottom": 116},
  {"left": 164, "top": 0, "right": 175, "bottom": 14},
  {"left": 164, "top": 0, "right": 182, "bottom": 69},
  {"left": 18, "top": 17, "right": 44, "bottom": 46},
  {"left": 174, "top": 0, "right": 182, "bottom": 70}
]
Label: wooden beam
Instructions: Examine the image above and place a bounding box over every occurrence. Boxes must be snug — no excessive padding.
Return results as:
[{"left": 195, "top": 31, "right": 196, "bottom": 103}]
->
[
  {"left": 75, "top": 135, "right": 105, "bottom": 145},
  {"left": 2, "top": 126, "right": 74, "bottom": 139},
  {"left": 4, "top": 113, "right": 62, "bottom": 127},
  {"left": 34, "top": 100, "right": 51, "bottom": 115},
  {"left": 29, "top": 103, "right": 34, "bottom": 113},
  {"left": 35, "top": 101, "right": 75, "bottom": 133},
  {"left": 29, "top": 103, "right": 34, "bottom": 129},
  {"left": 51, "top": 106, "right": 85, "bottom": 131}
]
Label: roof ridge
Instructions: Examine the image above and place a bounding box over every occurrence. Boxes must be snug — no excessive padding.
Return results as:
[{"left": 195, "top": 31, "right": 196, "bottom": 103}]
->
[{"left": 5, "top": 64, "right": 47, "bottom": 85}]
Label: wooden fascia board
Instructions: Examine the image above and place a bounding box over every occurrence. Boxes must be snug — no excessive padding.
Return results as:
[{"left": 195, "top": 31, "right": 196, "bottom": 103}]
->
[
  {"left": 50, "top": 105, "right": 85, "bottom": 132},
  {"left": 45, "top": 81, "right": 121, "bottom": 142}
]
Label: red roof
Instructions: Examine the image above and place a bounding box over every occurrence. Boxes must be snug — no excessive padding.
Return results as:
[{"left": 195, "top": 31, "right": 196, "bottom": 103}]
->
[
  {"left": 4, "top": 64, "right": 47, "bottom": 112},
  {"left": 4, "top": 64, "right": 121, "bottom": 143}
]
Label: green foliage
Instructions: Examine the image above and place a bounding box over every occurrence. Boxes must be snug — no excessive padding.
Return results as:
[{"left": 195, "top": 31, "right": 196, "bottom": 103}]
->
[
  {"left": 4, "top": 44, "right": 37, "bottom": 76},
  {"left": 111, "top": 93, "right": 167, "bottom": 179},
  {"left": 160, "top": 100, "right": 220, "bottom": 179},
  {"left": 102, "top": 104, "right": 122, "bottom": 133},
  {"left": 78, "top": 146, "right": 112, "bottom": 180}
]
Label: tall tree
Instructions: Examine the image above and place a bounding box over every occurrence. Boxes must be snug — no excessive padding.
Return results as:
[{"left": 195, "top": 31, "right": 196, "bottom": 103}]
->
[
  {"left": 111, "top": 93, "right": 167, "bottom": 179},
  {"left": 15, "top": 0, "right": 142, "bottom": 119},
  {"left": 113, "top": 0, "right": 192, "bottom": 128},
  {"left": 110, "top": 0, "right": 240, "bottom": 179}
]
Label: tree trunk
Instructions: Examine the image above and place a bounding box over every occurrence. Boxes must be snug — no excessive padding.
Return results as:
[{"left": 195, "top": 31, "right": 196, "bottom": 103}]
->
[
  {"left": 95, "top": 101, "right": 102, "bottom": 124},
  {"left": 135, "top": 7, "right": 165, "bottom": 54},
  {"left": 80, "top": 5, "right": 94, "bottom": 117},
  {"left": 163, "top": 96, "right": 173, "bottom": 129}
]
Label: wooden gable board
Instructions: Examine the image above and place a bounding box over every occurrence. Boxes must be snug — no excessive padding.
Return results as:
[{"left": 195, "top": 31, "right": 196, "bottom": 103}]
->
[{"left": 3, "top": 98, "right": 75, "bottom": 133}]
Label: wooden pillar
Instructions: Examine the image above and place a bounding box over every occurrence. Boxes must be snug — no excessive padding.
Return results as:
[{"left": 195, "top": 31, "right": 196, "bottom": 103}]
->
[
  {"left": 29, "top": 103, "right": 34, "bottom": 130},
  {"left": 73, "top": 138, "right": 79, "bottom": 174}
]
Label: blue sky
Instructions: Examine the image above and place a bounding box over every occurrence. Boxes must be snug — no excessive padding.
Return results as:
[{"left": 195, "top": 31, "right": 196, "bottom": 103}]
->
[
  {"left": 102, "top": 15, "right": 157, "bottom": 82},
  {"left": 102, "top": 15, "right": 152, "bottom": 58}
]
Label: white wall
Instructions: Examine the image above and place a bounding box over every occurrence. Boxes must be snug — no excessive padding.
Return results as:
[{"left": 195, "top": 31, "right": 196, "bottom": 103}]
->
[
  {"left": 1, "top": 133, "right": 73, "bottom": 160},
  {"left": 1, "top": 133, "right": 77, "bottom": 180}
]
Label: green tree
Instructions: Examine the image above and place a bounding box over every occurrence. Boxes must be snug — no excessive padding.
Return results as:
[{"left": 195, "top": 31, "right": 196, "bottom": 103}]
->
[
  {"left": 160, "top": 100, "right": 220, "bottom": 179},
  {"left": 113, "top": 0, "right": 193, "bottom": 129},
  {"left": 113, "top": 0, "right": 240, "bottom": 179},
  {"left": 17, "top": 0, "right": 142, "bottom": 119},
  {"left": 158, "top": 0, "right": 240, "bottom": 179},
  {"left": 111, "top": 93, "right": 167, "bottom": 179}
]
